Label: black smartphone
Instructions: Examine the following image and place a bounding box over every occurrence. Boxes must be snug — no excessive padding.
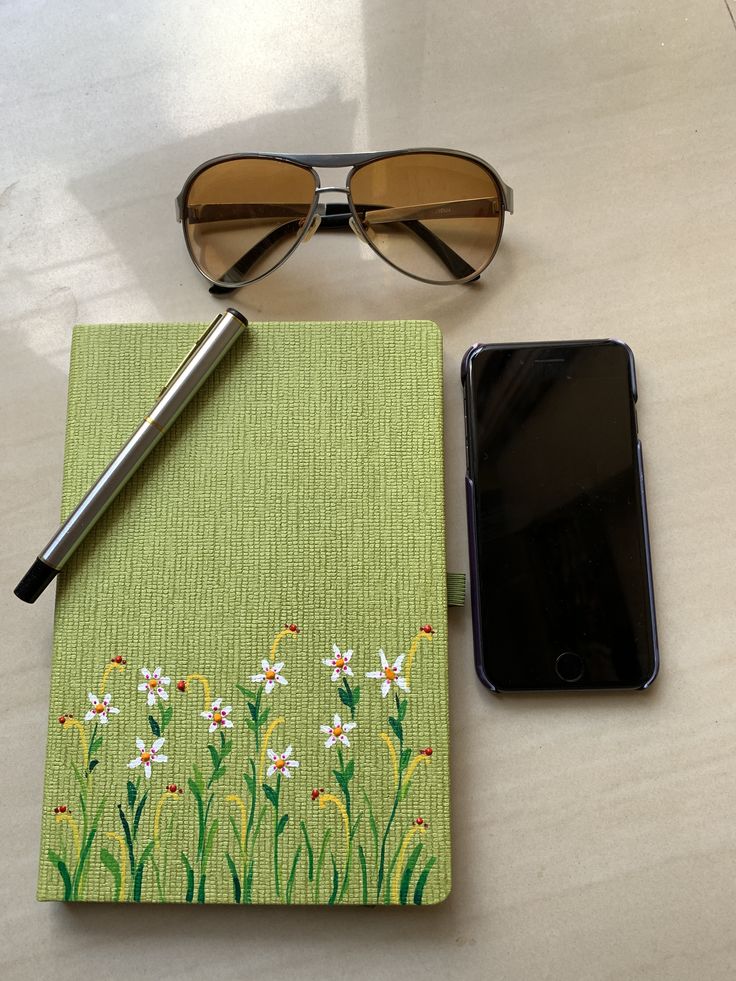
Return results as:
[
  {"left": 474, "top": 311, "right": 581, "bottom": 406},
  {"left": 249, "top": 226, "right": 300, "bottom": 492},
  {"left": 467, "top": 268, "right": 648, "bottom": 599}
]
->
[{"left": 462, "top": 339, "right": 658, "bottom": 692}]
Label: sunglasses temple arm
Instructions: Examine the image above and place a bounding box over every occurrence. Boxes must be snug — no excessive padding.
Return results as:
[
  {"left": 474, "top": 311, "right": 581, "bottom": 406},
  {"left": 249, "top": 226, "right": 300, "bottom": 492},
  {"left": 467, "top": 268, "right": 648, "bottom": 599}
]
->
[{"left": 208, "top": 203, "right": 476, "bottom": 294}]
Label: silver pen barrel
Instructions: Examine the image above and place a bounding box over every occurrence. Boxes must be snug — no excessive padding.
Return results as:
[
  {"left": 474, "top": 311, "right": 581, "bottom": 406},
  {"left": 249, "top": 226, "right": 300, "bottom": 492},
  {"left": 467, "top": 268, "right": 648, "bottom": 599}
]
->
[{"left": 15, "top": 307, "right": 248, "bottom": 603}]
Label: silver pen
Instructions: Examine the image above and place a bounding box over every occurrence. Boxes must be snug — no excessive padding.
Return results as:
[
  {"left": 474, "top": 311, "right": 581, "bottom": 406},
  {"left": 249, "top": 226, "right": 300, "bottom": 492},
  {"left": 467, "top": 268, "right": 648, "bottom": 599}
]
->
[{"left": 14, "top": 307, "right": 248, "bottom": 603}]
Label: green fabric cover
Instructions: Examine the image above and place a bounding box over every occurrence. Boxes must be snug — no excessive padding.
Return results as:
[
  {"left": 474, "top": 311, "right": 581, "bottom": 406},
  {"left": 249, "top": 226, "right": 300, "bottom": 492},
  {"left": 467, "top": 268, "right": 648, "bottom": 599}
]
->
[{"left": 38, "top": 320, "right": 450, "bottom": 905}]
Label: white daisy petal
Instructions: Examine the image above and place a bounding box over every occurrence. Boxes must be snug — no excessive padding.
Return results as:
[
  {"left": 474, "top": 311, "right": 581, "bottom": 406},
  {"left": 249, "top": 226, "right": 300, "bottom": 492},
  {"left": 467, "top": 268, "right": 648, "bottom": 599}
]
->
[
  {"left": 344, "top": 721, "right": 356, "bottom": 732},
  {"left": 208, "top": 722, "right": 217, "bottom": 733},
  {"left": 141, "top": 668, "right": 151, "bottom": 679},
  {"left": 201, "top": 711, "right": 213, "bottom": 720},
  {"left": 331, "top": 668, "right": 341, "bottom": 682},
  {"left": 340, "top": 734, "right": 350, "bottom": 747},
  {"left": 212, "top": 698, "right": 222, "bottom": 709},
  {"left": 99, "top": 716, "right": 108, "bottom": 725},
  {"left": 379, "top": 649, "right": 388, "bottom": 668},
  {"left": 366, "top": 670, "right": 383, "bottom": 679},
  {"left": 109, "top": 707, "right": 120, "bottom": 715},
  {"left": 265, "top": 679, "right": 275, "bottom": 694},
  {"left": 393, "top": 654, "right": 406, "bottom": 671},
  {"left": 267, "top": 749, "right": 278, "bottom": 761},
  {"left": 261, "top": 659, "right": 271, "bottom": 671},
  {"left": 332, "top": 644, "right": 341, "bottom": 657},
  {"left": 273, "top": 662, "right": 284, "bottom": 673},
  {"left": 152, "top": 737, "right": 165, "bottom": 752},
  {"left": 158, "top": 688, "right": 169, "bottom": 700},
  {"left": 322, "top": 658, "right": 334, "bottom": 667},
  {"left": 266, "top": 764, "right": 276, "bottom": 777},
  {"left": 147, "top": 691, "right": 155, "bottom": 707},
  {"left": 396, "top": 678, "right": 410, "bottom": 691},
  {"left": 84, "top": 710, "right": 95, "bottom": 721},
  {"left": 283, "top": 745, "right": 293, "bottom": 759},
  {"left": 320, "top": 725, "right": 332, "bottom": 733},
  {"left": 161, "top": 676, "right": 171, "bottom": 686},
  {"left": 286, "top": 759, "right": 299, "bottom": 768},
  {"left": 223, "top": 718, "right": 234, "bottom": 729},
  {"left": 128, "top": 757, "right": 141, "bottom": 768},
  {"left": 87, "top": 692, "right": 97, "bottom": 705},
  {"left": 222, "top": 706, "right": 232, "bottom": 715},
  {"left": 153, "top": 668, "right": 162, "bottom": 680},
  {"left": 282, "top": 767, "right": 293, "bottom": 778},
  {"left": 136, "top": 737, "right": 146, "bottom": 751},
  {"left": 144, "top": 762, "right": 152, "bottom": 779},
  {"left": 275, "top": 674, "right": 288, "bottom": 686},
  {"left": 137, "top": 683, "right": 148, "bottom": 692},
  {"left": 251, "top": 673, "right": 265, "bottom": 683},
  {"left": 325, "top": 736, "right": 336, "bottom": 747},
  {"left": 344, "top": 665, "right": 354, "bottom": 677},
  {"left": 381, "top": 679, "right": 392, "bottom": 697},
  {"left": 155, "top": 754, "right": 168, "bottom": 763},
  {"left": 333, "top": 714, "right": 342, "bottom": 727},
  {"left": 344, "top": 650, "right": 353, "bottom": 662}
]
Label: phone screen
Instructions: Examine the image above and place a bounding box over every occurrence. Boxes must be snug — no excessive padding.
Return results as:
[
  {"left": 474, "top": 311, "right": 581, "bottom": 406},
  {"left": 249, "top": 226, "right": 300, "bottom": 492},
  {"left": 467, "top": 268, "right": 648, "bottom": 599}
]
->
[{"left": 465, "top": 341, "right": 657, "bottom": 690}]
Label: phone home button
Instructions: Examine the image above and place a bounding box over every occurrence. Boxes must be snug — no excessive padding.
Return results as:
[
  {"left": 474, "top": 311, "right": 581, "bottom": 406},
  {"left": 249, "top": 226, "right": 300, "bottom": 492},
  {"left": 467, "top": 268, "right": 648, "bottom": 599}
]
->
[{"left": 555, "top": 651, "right": 584, "bottom": 683}]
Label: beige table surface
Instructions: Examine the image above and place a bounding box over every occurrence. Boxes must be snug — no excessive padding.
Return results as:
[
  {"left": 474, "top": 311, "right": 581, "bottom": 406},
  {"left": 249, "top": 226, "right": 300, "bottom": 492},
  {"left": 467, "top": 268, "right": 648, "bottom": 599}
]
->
[{"left": 2, "top": 2, "right": 735, "bottom": 979}]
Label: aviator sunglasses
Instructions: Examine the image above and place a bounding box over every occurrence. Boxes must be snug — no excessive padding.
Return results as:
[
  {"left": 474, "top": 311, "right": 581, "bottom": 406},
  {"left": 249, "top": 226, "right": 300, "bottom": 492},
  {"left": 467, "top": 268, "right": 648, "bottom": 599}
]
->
[{"left": 175, "top": 149, "right": 514, "bottom": 293}]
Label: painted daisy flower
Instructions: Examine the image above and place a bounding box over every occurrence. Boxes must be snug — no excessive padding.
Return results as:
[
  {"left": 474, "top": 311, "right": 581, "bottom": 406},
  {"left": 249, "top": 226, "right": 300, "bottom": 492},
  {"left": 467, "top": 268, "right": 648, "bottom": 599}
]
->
[
  {"left": 266, "top": 745, "right": 300, "bottom": 778},
  {"left": 366, "top": 650, "right": 409, "bottom": 697},
  {"left": 128, "top": 737, "right": 167, "bottom": 779},
  {"left": 320, "top": 713, "right": 357, "bottom": 749},
  {"left": 322, "top": 645, "right": 354, "bottom": 682},
  {"left": 201, "top": 697, "right": 233, "bottom": 732},
  {"left": 251, "top": 659, "right": 288, "bottom": 694},
  {"left": 83, "top": 692, "right": 120, "bottom": 725},
  {"left": 138, "top": 667, "right": 170, "bottom": 707}
]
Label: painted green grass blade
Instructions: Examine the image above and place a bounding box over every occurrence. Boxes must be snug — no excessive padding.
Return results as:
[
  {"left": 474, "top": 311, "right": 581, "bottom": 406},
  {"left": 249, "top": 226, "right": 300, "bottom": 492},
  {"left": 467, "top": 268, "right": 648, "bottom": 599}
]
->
[
  {"left": 300, "top": 820, "right": 314, "bottom": 881},
  {"left": 180, "top": 852, "right": 194, "bottom": 903},
  {"left": 358, "top": 844, "right": 368, "bottom": 905},
  {"left": 226, "top": 853, "right": 241, "bottom": 903},
  {"left": 363, "top": 792, "right": 379, "bottom": 865},
  {"left": 413, "top": 855, "right": 437, "bottom": 905},
  {"left": 100, "top": 847, "right": 121, "bottom": 901},
  {"left": 127, "top": 779, "right": 137, "bottom": 810},
  {"left": 399, "top": 842, "right": 423, "bottom": 905},
  {"left": 48, "top": 850, "right": 73, "bottom": 901},
  {"left": 203, "top": 818, "right": 219, "bottom": 868},
  {"left": 285, "top": 844, "right": 302, "bottom": 904},
  {"left": 328, "top": 853, "right": 340, "bottom": 905},
  {"left": 313, "top": 827, "right": 331, "bottom": 902},
  {"left": 133, "top": 789, "right": 149, "bottom": 838},
  {"left": 117, "top": 804, "right": 136, "bottom": 875},
  {"left": 197, "top": 872, "right": 207, "bottom": 903}
]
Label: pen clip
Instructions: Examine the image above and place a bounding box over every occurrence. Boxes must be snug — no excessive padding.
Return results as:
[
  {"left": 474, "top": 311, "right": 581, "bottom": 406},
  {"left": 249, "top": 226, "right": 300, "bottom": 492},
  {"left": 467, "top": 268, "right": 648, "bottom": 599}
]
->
[{"left": 157, "top": 314, "right": 224, "bottom": 398}]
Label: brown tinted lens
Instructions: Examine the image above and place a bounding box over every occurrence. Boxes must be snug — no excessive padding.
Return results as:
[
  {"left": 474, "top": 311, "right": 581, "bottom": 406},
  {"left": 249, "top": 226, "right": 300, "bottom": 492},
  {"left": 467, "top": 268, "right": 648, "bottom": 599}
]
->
[
  {"left": 349, "top": 152, "right": 503, "bottom": 282},
  {"left": 183, "top": 158, "right": 317, "bottom": 285}
]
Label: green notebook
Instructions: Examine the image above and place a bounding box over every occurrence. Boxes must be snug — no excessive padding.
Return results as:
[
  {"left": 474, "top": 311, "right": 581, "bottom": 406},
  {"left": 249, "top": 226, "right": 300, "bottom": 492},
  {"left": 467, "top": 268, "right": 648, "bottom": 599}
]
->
[{"left": 38, "top": 320, "right": 450, "bottom": 905}]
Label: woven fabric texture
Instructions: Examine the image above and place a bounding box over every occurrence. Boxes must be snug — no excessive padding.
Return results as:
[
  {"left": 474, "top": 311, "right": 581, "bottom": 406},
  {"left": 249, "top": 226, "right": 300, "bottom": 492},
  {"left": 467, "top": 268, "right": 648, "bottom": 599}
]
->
[{"left": 38, "top": 320, "right": 450, "bottom": 905}]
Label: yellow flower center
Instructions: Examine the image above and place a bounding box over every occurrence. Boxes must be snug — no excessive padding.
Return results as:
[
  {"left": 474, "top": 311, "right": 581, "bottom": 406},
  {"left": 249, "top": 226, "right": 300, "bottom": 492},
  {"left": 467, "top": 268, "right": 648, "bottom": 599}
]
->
[
  {"left": 148, "top": 678, "right": 158, "bottom": 689},
  {"left": 94, "top": 703, "right": 106, "bottom": 714},
  {"left": 275, "top": 758, "right": 286, "bottom": 770},
  {"left": 213, "top": 711, "right": 223, "bottom": 723},
  {"left": 333, "top": 725, "right": 343, "bottom": 737},
  {"left": 141, "top": 751, "right": 151, "bottom": 763},
  {"left": 335, "top": 657, "right": 345, "bottom": 668},
  {"left": 265, "top": 669, "right": 276, "bottom": 680},
  {"left": 385, "top": 667, "right": 397, "bottom": 681}
]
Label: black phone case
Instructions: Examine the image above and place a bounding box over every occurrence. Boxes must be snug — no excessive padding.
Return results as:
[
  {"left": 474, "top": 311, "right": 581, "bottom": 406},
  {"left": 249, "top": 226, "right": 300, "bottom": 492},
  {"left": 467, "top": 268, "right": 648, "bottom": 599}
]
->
[{"left": 461, "top": 339, "right": 659, "bottom": 693}]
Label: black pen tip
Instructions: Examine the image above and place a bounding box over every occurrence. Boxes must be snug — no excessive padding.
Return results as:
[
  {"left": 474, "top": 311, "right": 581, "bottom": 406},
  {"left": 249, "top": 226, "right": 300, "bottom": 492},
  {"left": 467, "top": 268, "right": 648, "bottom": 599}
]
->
[{"left": 14, "top": 558, "right": 59, "bottom": 604}]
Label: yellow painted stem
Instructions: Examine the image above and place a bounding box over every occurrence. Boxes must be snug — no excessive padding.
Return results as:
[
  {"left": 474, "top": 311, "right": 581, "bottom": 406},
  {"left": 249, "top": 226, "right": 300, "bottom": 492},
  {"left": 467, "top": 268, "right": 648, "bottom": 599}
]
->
[
  {"left": 318, "top": 794, "right": 350, "bottom": 850},
  {"left": 404, "top": 630, "right": 433, "bottom": 688},
  {"left": 405, "top": 753, "right": 431, "bottom": 784},
  {"left": 391, "top": 824, "right": 426, "bottom": 902},
  {"left": 55, "top": 811, "right": 81, "bottom": 863},
  {"left": 380, "top": 732, "right": 399, "bottom": 788},
  {"left": 259, "top": 717, "right": 285, "bottom": 778},
  {"left": 105, "top": 832, "right": 127, "bottom": 901},
  {"left": 269, "top": 628, "right": 296, "bottom": 661},
  {"left": 153, "top": 791, "right": 180, "bottom": 853},
  {"left": 185, "top": 673, "right": 212, "bottom": 712},
  {"left": 62, "top": 718, "right": 89, "bottom": 768},
  {"left": 99, "top": 661, "right": 125, "bottom": 696},
  {"left": 226, "top": 794, "right": 248, "bottom": 855}
]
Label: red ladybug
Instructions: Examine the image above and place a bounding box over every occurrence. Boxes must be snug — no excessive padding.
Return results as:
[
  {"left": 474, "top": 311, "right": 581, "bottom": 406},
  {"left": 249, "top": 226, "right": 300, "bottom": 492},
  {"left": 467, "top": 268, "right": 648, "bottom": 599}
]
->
[
  {"left": 176, "top": 680, "right": 187, "bottom": 692},
  {"left": 58, "top": 716, "right": 66, "bottom": 725},
  {"left": 421, "top": 747, "right": 433, "bottom": 757},
  {"left": 58, "top": 805, "right": 67, "bottom": 814},
  {"left": 414, "top": 816, "right": 427, "bottom": 827},
  {"left": 168, "top": 784, "right": 178, "bottom": 794},
  {"left": 311, "top": 789, "right": 320, "bottom": 800},
  {"left": 286, "top": 623, "right": 300, "bottom": 633},
  {"left": 421, "top": 624, "right": 434, "bottom": 634}
]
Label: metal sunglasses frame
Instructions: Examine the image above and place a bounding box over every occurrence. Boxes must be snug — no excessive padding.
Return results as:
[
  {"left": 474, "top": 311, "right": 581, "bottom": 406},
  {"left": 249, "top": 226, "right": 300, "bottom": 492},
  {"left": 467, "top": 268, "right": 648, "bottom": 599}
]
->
[{"left": 175, "top": 148, "right": 514, "bottom": 292}]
